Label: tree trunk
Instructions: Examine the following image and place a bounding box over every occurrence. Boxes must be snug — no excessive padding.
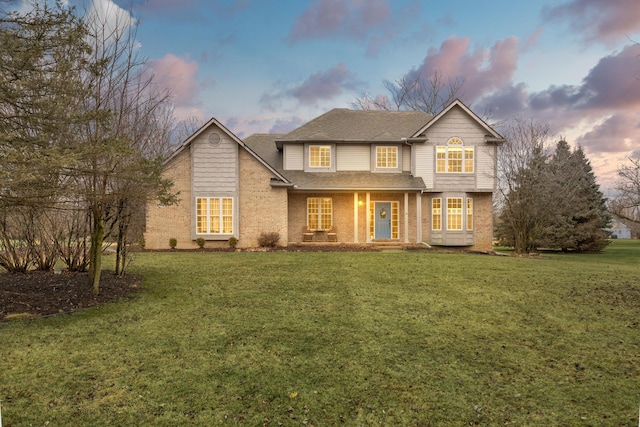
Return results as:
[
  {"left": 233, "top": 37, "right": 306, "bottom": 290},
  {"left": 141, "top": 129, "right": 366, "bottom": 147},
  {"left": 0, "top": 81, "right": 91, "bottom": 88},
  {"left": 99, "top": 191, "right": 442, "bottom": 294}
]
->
[{"left": 89, "top": 216, "right": 104, "bottom": 296}]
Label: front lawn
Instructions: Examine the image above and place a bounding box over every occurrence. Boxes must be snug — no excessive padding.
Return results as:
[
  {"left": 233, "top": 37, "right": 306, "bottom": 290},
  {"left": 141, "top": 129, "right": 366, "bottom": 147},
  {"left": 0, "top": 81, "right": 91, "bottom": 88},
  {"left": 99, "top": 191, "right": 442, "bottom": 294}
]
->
[{"left": 1, "top": 241, "right": 639, "bottom": 425}]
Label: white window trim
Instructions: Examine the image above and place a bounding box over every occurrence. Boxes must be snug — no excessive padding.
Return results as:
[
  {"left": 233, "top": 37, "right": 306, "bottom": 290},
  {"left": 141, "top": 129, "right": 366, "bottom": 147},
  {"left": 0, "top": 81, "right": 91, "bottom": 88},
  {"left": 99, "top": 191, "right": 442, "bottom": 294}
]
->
[
  {"left": 196, "top": 197, "right": 234, "bottom": 235},
  {"left": 307, "top": 197, "right": 333, "bottom": 231},
  {"left": 308, "top": 145, "right": 332, "bottom": 169},
  {"left": 436, "top": 137, "right": 474, "bottom": 174}
]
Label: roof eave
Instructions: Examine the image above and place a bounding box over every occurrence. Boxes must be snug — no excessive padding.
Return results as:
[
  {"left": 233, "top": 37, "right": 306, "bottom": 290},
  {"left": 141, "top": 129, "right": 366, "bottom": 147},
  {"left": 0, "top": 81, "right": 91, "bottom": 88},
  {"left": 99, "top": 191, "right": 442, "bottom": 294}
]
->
[
  {"left": 275, "top": 137, "right": 427, "bottom": 149},
  {"left": 291, "top": 186, "right": 426, "bottom": 191}
]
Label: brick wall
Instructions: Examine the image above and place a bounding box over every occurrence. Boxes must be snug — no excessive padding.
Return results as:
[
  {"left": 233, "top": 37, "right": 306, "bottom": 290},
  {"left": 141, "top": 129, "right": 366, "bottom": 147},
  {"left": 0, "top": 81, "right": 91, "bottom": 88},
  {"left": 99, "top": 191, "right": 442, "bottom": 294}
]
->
[
  {"left": 144, "top": 149, "right": 192, "bottom": 249},
  {"left": 420, "top": 192, "right": 494, "bottom": 252},
  {"left": 471, "top": 192, "right": 494, "bottom": 252},
  {"left": 238, "top": 149, "right": 288, "bottom": 247}
]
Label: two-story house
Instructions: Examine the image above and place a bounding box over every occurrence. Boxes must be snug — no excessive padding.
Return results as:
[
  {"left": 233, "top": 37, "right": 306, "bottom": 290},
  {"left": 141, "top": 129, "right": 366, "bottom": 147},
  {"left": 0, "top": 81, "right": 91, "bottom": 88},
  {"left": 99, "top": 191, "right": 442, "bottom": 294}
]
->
[{"left": 144, "top": 99, "right": 504, "bottom": 251}]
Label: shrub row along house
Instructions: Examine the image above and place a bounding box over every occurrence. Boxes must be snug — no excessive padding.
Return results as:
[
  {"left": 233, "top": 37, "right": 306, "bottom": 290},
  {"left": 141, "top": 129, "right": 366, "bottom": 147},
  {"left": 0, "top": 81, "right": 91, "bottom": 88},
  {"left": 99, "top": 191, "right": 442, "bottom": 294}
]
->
[{"left": 144, "top": 100, "right": 505, "bottom": 251}]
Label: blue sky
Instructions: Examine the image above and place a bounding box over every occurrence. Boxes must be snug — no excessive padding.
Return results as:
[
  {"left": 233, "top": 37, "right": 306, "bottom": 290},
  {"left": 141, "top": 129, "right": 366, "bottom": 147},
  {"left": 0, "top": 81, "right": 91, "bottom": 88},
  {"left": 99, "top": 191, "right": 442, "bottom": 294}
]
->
[{"left": 16, "top": 0, "right": 640, "bottom": 188}]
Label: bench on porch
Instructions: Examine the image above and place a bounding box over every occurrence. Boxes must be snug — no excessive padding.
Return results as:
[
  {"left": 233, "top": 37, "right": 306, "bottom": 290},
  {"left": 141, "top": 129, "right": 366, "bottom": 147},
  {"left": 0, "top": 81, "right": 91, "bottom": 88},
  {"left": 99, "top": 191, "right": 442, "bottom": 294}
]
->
[{"left": 302, "top": 226, "right": 338, "bottom": 242}]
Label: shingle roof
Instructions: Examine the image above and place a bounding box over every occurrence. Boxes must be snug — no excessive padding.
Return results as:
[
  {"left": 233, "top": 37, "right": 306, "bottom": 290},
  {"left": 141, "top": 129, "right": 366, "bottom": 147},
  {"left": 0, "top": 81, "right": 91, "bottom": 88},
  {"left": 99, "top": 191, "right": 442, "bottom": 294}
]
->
[{"left": 278, "top": 108, "right": 432, "bottom": 141}]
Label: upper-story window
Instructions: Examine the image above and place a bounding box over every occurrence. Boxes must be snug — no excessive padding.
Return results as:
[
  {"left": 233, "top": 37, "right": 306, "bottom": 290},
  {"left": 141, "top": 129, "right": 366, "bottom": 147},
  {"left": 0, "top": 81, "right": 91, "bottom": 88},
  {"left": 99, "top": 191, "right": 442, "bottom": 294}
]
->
[
  {"left": 436, "top": 137, "right": 474, "bottom": 173},
  {"left": 309, "top": 145, "right": 331, "bottom": 168},
  {"left": 376, "top": 146, "right": 398, "bottom": 168}
]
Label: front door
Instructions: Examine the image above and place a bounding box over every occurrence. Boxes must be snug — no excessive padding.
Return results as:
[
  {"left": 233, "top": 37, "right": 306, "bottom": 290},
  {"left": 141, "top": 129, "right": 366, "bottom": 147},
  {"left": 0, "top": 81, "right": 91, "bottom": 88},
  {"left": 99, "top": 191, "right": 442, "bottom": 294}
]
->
[{"left": 374, "top": 202, "right": 392, "bottom": 239}]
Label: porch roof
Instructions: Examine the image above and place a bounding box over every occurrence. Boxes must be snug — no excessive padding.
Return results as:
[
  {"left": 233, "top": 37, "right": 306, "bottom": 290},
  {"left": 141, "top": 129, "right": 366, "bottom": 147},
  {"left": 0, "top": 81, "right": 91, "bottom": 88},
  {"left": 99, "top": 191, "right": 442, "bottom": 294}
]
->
[{"left": 283, "top": 171, "right": 426, "bottom": 191}]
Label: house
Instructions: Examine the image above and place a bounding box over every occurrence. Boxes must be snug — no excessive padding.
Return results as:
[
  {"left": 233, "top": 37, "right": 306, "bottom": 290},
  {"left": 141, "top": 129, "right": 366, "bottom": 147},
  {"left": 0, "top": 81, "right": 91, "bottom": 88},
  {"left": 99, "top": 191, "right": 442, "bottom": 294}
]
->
[
  {"left": 608, "top": 217, "right": 632, "bottom": 239},
  {"left": 144, "top": 99, "right": 505, "bottom": 251}
]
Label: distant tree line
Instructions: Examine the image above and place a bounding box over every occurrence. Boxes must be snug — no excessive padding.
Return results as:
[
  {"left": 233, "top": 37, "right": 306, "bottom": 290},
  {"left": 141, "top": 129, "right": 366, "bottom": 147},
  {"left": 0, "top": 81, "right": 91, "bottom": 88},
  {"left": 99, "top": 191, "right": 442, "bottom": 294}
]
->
[{"left": 0, "top": 1, "right": 177, "bottom": 294}]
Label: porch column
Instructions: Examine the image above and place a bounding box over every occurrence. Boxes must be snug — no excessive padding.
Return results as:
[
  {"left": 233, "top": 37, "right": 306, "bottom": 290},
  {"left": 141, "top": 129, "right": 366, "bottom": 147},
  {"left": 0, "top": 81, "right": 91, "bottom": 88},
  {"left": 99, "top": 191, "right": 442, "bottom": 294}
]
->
[
  {"left": 404, "top": 192, "right": 409, "bottom": 243},
  {"left": 416, "top": 192, "right": 422, "bottom": 244},
  {"left": 353, "top": 192, "right": 359, "bottom": 243},
  {"left": 365, "top": 192, "right": 371, "bottom": 243}
]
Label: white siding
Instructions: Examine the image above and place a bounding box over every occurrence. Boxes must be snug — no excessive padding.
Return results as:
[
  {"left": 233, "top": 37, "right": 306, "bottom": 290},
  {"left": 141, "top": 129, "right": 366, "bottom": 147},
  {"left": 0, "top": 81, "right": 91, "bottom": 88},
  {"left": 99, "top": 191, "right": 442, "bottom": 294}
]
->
[
  {"left": 402, "top": 145, "right": 411, "bottom": 172},
  {"left": 476, "top": 145, "right": 495, "bottom": 190},
  {"left": 337, "top": 145, "right": 370, "bottom": 171},
  {"left": 284, "top": 144, "right": 303, "bottom": 170},
  {"left": 192, "top": 129, "right": 237, "bottom": 193},
  {"left": 414, "top": 144, "right": 434, "bottom": 188},
  {"left": 422, "top": 105, "right": 495, "bottom": 192}
]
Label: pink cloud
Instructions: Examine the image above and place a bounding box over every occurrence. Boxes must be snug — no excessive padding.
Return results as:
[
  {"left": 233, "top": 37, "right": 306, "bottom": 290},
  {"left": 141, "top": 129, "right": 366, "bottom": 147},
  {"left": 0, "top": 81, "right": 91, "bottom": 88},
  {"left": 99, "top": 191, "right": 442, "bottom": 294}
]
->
[
  {"left": 577, "top": 113, "right": 640, "bottom": 154},
  {"left": 407, "top": 36, "right": 520, "bottom": 103},
  {"left": 150, "top": 54, "right": 200, "bottom": 107},
  {"left": 543, "top": 0, "right": 640, "bottom": 45},
  {"left": 288, "top": 0, "right": 390, "bottom": 42},
  {"left": 527, "top": 44, "right": 640, "bottom": 112}
]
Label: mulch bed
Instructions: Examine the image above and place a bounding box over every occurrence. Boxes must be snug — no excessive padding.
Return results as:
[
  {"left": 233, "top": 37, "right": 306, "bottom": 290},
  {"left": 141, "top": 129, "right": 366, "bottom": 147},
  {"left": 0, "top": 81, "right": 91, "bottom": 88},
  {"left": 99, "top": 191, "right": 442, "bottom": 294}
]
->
[{"left": 0, "top": 271, "right": 142, "bottom": 321}]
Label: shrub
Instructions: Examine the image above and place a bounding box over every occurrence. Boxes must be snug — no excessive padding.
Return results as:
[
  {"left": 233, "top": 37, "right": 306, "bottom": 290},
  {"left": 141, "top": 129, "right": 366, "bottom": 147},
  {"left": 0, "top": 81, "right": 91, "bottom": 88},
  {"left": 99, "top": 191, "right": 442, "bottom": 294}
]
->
[
  {"left": 169, "top": 238, "right": 177, "bottom": 249},
  {"left": 196, "top": 237, "right": 205, "bottom": 249},
  {"left": 228, "top": 237, "right": 238, "bottom": 249},
  {"left": 257, "top": 231, "right": 280, "bottom": 248}
]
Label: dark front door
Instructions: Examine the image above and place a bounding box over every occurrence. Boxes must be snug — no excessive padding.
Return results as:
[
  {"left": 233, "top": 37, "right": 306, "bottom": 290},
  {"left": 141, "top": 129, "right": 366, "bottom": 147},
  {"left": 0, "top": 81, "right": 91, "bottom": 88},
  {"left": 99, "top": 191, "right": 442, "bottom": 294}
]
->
[{"left": 374, "top": 202, "right": 392, "bottom": 239}]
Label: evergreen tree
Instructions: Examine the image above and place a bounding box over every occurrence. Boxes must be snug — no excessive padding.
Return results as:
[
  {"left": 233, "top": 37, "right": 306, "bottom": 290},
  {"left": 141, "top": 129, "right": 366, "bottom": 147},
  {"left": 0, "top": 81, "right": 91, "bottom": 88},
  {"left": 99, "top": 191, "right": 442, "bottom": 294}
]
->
[{"left": 567, "top": 146, "right": 610, "bottom": 251}]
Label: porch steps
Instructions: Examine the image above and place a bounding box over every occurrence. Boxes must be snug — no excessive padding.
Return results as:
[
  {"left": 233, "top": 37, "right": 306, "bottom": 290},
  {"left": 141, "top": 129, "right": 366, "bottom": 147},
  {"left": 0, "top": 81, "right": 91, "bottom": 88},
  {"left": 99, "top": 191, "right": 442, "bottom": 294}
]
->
[{"left": 374, "top": 242, "right": 411, "bottom": 252}]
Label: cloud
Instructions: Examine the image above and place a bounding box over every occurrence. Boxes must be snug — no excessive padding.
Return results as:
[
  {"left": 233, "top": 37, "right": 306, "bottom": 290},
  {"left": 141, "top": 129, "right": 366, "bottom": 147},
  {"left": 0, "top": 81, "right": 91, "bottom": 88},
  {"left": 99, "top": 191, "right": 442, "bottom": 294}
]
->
[
  {"left": 528, "top": 44, "right": 640, "bottom": 112},
  {"left": 86, "top": 0, "right": 136, "bottom": 39},
  {"left": 150, "top": 54, "right": 200, "bottom": 108},
  {"left": 269, "top": 116, "right": 305, "bottom": 134},
  {"left": 288, "top": 0, "right": 390, "bottom": 42},
  {"left": 543, "top": 0, "right": 640, "bottom": 45},
  {"left": 260, "top": 63, "right": 362, "bottom": 108},
  {"left": 289, "top": 63, "right": 362, "bottom": 105},
  {"left": 406, "top": 36, "right": 520, "bottom": 103},
  {"left": 576, "top": 113, "right": 640, "bottom": 154}
]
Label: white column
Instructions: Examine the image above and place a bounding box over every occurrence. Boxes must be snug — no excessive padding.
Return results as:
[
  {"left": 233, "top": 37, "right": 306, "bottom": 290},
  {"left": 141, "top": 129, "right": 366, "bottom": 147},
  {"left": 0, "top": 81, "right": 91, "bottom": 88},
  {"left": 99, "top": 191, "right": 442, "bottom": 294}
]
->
[
  {"left": 353, "top": 192, "right": 359, "bottom": 243},
  {"left": 416, "top": 192, "right": 422, "bottom": 244},
  {"left": 365, "top": 192, "right": 371, "bottom": 243},
  {"left": 404, "top": 192, "right": 409, "bottom": 243}
]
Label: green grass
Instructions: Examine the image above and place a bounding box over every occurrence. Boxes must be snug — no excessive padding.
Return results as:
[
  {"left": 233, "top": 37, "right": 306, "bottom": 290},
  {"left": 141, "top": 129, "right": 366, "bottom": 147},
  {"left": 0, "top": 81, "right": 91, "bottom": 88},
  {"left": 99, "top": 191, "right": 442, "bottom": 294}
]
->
[{"left": 2, "top": 241, "right": 639, "bottom": 426}]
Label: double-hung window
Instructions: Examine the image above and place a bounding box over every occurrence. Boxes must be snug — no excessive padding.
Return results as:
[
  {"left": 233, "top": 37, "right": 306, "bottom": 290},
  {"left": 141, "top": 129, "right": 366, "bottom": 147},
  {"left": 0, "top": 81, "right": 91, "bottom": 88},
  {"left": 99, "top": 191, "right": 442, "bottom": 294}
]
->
[
  {"left": 432, "top": 196, "right": 474, "bottom": 231},
  {"left": 309, "top": 145, "right": 331, "bottom": 168},
  {"left": 436, "top": 137, "right": 474, "bottom": 173},
  {"left": 447, "top": 198, "right": 463, "bottom": 231},
  {"left": 376, "top": 146, "right": 398, "bottom": 168},
  {"left": 307, "top": 197, "right": 332, "bottom": 230},
  {"left": 196, "top": 197, "right": 233, "bottom": 234},
  {"left": 432, "top": 198, "right": 442, "bottom": 231}
]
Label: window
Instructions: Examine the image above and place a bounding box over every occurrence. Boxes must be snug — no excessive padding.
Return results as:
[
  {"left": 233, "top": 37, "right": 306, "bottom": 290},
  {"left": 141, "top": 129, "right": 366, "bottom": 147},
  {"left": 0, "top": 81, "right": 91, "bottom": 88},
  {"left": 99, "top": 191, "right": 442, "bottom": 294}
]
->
[
  {"left": 376, "top": 146, "right": 398, "bottom": 168},
  {"left": 466, "top": 197, "right": 473, "bottom": 231},
  {"left": 436, "top": 137, "right": 474, "bottom": 173},
  {"left": 447, "top": 198, "right": 463, "bottom": 231},
  {"left": 196, "top": 197, "right": 233, "bottom": 234},
  {"left": 309, "top": 145, "right": 331, "bottom": 168},
  {"left": 432, "top": 198, "right": 441, "bottom": 231},
  {"left": 307, "top": 197, "right": 332, "bottom": 230}
]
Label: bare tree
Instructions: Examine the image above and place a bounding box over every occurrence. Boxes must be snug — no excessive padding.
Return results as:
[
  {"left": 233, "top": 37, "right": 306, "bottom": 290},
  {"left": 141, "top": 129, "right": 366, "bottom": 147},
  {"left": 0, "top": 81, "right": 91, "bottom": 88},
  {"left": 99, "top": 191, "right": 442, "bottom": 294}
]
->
[
  {"left": 612, "top": 157, "right": 640, "bottom": 225},
  {"left": 72, "top": 2, "right": 175, "bottom": 294},
  {"left": 353, "top": 71, "right": 465, "bottom": 115},
  {"left": 495, "top": 117, "right": 552, "bottom": 253}
]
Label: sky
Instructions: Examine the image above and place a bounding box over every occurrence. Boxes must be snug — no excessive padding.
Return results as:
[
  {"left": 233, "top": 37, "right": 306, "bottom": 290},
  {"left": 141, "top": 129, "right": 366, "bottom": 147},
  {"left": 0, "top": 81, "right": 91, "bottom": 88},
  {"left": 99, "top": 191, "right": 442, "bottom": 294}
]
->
[{"left": 14, "top": 0, "right": 640, "bottom": 189}]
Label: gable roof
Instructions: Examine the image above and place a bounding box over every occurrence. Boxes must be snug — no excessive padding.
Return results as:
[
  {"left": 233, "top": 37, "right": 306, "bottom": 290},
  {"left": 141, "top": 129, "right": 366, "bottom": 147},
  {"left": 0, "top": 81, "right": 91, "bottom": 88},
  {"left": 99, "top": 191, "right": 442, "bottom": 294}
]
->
[
  {"left": 277, "top": 108, "right": 432, "bottom": 143},
  {"left": 164, "top": 117, "right": 289, "bottom": 183},
  {"left": 413, "top": 99, "right": 505, "bottom": 142}
]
